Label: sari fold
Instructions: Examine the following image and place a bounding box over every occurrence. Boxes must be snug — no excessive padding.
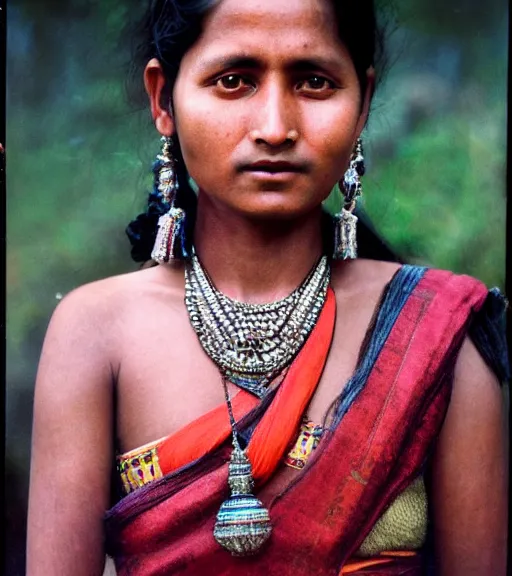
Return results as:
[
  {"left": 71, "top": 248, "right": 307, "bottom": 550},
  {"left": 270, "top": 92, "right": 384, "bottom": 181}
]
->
[
  {"left": 105, "top": 267, "right": 490, "bottom": 575},
  {"left": 107, "top": 288, "right": 336, "bottom": 536},
  {"left": 154, "top": 287, "right": 337, "bottom": 481}
]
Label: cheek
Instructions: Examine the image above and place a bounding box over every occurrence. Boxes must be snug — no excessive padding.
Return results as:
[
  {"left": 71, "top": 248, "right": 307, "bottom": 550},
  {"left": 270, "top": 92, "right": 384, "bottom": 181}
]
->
[
  {"left": 174, "top": 99, "right": 240, "bottom": 166},
  {"left": 306, "top": 123, "right": 355, "bottom": 177},
  {"left": 306, "top": 102, "right": 361, "bottom": 167}
]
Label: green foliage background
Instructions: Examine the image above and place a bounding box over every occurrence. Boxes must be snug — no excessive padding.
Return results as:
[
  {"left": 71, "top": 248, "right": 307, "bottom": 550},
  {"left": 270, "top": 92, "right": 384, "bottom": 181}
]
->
[{"left": 5, "top": 0, "right": 507, "bottom": 573}]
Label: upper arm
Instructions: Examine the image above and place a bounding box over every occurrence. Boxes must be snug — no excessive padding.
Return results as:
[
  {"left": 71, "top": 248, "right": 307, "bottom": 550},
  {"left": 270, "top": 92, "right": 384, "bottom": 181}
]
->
[
  {"left": 429, "top": 337, "right": 508, "bottom": 575},
  {"left": 27, "top": 285, "right": 117, "bottom": 576}
]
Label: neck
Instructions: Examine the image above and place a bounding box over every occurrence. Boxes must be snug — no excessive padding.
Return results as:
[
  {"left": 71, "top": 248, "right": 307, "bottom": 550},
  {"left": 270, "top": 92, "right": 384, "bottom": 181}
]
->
[{"left": 193, "top": 196, "right": 325, "bottom": 304}]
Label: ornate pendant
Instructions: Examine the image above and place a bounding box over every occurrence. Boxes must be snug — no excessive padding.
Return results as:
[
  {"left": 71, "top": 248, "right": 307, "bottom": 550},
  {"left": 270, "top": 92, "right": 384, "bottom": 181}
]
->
[{"left": 213, "top": 439, "right": 272, "bottom": 555}]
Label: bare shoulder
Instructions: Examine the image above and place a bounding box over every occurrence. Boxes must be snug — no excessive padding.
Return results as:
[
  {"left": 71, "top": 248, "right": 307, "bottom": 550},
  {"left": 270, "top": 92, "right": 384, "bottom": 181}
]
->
[
  {"left": 34, "top": 263, "right": 186, "bottom": 404},
  {"left": 444, "top": 336, "right": 506, "bottom": 473},
  {"left": 55, "top": 262, "right": 185, "bottom": 318},
  {"left": 428, "top": 336, "right": 508, "bottom": 574},
  {"left": 330, "top": 258, "right": 402, "bottom": 299},
  {"left": 453, "top": 337, "right": 505, "bottom": 406},
  {"left": 49, "top": 264, "right": 185, "bottom": 346}
]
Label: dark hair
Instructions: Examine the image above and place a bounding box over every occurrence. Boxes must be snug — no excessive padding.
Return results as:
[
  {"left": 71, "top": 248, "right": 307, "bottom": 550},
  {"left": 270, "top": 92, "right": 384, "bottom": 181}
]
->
[{"left": 126, "top": 0, "right": 394, "bottom": 263}]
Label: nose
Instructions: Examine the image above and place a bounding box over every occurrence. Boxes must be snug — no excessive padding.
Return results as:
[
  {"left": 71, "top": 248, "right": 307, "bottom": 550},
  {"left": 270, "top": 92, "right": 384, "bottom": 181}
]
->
[{"left": 249, "top": 81, "right": 298, "bottom": 148}]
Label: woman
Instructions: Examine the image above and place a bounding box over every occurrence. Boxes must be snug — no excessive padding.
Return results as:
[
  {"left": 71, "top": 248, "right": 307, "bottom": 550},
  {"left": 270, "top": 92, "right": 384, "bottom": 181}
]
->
[{"left": 27, "top": 0, "right": 508, "bottom": 574}]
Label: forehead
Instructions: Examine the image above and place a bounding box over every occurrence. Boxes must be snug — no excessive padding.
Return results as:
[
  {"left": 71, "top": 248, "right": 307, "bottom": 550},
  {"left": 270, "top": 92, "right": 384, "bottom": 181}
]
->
[{"left": 187, "top": 0, "right": 345, "bottom": 64}]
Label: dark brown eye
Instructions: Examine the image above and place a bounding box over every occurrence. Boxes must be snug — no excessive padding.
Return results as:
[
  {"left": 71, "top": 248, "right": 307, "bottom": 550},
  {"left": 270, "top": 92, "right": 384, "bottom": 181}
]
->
[
  {"left": 217, "top": 75, "right": 244, "bottom": 90},
  {"left": 307, "top": 76, "right": 328, "bottom": 90},
  {"left": 297, "top": 76, "right": 335, "bottom": 93}
]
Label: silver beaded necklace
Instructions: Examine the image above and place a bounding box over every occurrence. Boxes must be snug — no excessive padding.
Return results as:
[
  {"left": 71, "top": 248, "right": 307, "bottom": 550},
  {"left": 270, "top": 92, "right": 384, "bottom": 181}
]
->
[{"left": 185, "top": 252, "right": 331, "bottom": 398}]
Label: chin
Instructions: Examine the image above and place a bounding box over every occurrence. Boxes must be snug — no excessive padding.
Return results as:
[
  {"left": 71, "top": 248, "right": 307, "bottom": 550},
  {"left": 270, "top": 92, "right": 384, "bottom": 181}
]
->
[
  {"left": 235, "top": 199, "right": 321, "bottom": 222},
  {"left": 198, "top": 186, "right": 325, "bottom": 222}
]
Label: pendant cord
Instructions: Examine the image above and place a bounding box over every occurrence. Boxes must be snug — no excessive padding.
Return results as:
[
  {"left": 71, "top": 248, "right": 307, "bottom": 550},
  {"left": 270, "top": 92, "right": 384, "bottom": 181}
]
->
[{"left": 221, "top": 376, "right": 242, "bottom": 450}]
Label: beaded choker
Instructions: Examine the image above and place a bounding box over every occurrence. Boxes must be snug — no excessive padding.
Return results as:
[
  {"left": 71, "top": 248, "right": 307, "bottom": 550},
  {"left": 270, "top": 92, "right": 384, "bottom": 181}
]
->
[{"left": 185, "top": 253, "right": 330, "bottom": 398}]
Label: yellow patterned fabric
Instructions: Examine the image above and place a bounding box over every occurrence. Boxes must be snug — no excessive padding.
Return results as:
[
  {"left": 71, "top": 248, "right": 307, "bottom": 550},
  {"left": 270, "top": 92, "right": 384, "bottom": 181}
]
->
[
  {"left": 118, "top": 442, "right": 163, "bottom": 495},
  {"left": 284, "top": 419, "right": 323, "bottom": 470}
]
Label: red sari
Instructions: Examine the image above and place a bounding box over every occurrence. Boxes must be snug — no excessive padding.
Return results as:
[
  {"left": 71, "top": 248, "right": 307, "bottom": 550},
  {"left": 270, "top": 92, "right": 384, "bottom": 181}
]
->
[{"left": 105, "top": 266, "right": 490, "bottom": 575}]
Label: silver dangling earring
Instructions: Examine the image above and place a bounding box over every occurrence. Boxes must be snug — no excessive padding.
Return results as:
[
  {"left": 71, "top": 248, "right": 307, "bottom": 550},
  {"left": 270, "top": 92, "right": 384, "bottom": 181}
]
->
[
  {"left": 151, "top": 136, "right": 187, "bottom": 263},
  {"left": 333, "top": 138, "right": 365, "bottom": 260}
]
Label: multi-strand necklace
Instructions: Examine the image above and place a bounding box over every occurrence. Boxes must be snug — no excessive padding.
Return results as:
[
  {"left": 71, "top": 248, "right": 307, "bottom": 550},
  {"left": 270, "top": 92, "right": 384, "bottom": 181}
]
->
[
  {"left": 184, "top": 251, "right": 331, "bottom": 556},
  {"left": 185, "top": 252, "right": 330, "bottom": 398}
]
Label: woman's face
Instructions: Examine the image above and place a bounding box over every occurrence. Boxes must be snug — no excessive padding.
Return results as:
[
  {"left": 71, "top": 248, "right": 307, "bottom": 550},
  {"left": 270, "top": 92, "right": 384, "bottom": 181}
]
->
[{"left": 165, "top": 0, "right": 371, "bottom": 219}]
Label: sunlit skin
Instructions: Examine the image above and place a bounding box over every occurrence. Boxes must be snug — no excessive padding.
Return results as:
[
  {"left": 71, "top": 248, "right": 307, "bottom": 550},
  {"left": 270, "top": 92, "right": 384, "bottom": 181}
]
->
[{"left": 26, "top": 1, "right": 507, "bottom": 575}]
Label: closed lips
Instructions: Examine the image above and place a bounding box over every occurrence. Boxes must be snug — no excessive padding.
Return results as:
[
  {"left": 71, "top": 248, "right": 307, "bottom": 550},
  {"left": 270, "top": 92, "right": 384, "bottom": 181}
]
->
[{"left": 244, "top": 161, "right": 307, "bottom": 173}]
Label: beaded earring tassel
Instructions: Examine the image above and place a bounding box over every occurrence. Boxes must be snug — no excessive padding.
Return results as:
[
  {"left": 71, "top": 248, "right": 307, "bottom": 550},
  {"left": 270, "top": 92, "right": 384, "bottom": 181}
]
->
[
  {"left": 333, "top": 206, "right": 359, "bottom": 260},
  {"left": 333, "top": 139, "right": 365, "bottom": 260},
  {"left": 151, "top": 136, "right": 187, "bottom": 263}
]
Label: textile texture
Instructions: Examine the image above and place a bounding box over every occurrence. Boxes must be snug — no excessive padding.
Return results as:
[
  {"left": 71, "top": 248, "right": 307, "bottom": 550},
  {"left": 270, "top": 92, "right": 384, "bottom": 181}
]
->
[{"left": 105, "top": 267, "right": 495, "bottom": 575}]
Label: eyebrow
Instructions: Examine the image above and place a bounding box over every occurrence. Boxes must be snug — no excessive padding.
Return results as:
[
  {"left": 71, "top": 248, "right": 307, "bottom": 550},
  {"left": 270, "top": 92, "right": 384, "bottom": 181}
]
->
[{"left": 199, "top": 54, "right": 345, "bottom": 75}]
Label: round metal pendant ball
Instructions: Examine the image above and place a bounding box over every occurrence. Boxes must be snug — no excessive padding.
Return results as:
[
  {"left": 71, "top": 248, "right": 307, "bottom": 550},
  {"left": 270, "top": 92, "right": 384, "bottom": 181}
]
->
[{"left": 213, "top": 494, "right": 272, "bottom": 556}]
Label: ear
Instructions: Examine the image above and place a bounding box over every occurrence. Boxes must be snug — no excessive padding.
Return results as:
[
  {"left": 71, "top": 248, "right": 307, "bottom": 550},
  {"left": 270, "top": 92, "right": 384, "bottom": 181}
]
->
[
  {"left": 144, "top": 58, "right": 175, "bottom": 136},
  {"left": 354, "top": 67, "right": 375, "bottom": 139}
]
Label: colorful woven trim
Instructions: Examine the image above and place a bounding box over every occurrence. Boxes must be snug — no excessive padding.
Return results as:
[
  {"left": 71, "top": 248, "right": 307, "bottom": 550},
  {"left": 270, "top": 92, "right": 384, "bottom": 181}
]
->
[
  {"left": 118, "top": 445, "right": 163, "bottom": 495},
  {"left": 284, "top": 419, "right": 324, "bottom": 470},
  {"left": 117, "top": 418, "right": 325, "bottom": 495}
]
